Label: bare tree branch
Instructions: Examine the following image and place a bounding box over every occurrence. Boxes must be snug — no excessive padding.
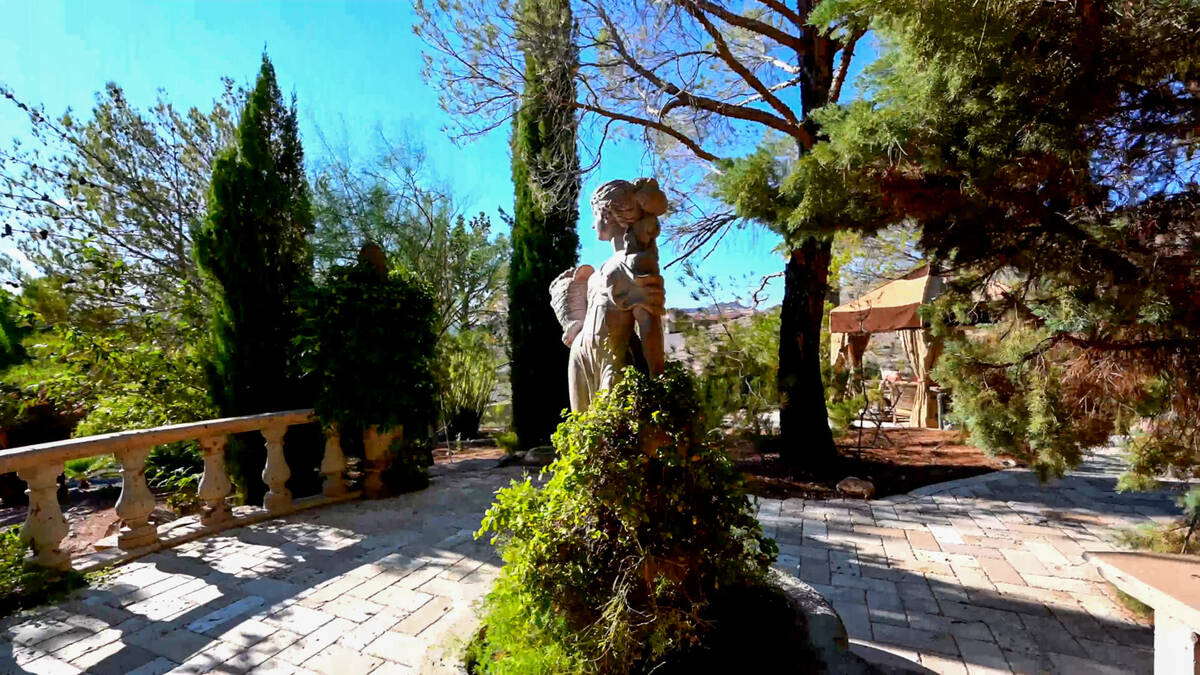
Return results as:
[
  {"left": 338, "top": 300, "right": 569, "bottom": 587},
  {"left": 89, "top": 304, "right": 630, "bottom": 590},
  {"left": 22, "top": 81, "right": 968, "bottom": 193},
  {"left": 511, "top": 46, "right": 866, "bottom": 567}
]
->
[{"left": 829, "top": 28, "right": 866, "bottom": 104}]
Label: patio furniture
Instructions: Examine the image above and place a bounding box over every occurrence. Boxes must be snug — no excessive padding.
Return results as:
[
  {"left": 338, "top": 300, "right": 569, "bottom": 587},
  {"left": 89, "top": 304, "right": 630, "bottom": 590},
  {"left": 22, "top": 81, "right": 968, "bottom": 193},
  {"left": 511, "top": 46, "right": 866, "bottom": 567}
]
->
[
  {"left": 829, "top": 265, "right": 945, "bottom": 428},
  {"left": 1086, "top": 551, "right": 1200, "bottom": 674},
  {"left": 854, "top": 382, "right": 897, "bottom": 454},
  {"left": 888, "top": 381, "right": 919, "bottom": 425}
]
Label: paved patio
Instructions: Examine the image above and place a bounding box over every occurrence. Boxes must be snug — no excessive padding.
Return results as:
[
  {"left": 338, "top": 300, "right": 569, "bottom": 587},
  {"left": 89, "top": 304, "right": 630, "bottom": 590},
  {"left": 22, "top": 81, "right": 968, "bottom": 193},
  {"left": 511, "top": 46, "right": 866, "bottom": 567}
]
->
[
  {"left": 0, "top": 461, "right": 519, "bottom": 675},
  {"left": 0, "top": 447, "right": 1187, "bottom": 674},
  {"left": 773, "top": 447, "right": 1184, "bottom": 674}
]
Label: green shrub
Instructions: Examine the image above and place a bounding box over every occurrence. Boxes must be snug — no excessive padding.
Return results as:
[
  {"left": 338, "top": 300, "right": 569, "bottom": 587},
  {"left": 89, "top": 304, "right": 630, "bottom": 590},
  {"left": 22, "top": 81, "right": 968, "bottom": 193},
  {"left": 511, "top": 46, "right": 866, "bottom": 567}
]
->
[
  {"left": 144, "top": 444, "right": 205, "bottom": 512},
  {"left": 681, "top": 308, "right": 780, "bottom": 435},
  {"left": 469, "top": 365, "right": 777, "bottom": 673},
  {"left": 63, "top": 455, "right": 119, "bottom": 486},
  {"left": 492, "top": 431, "right": 520, "bottom": 455},
  {"left": 299, "top": 260, "right": 438, "bottom": 493},
  {"left": 1114, "top": 489, "right": 1200, "bottom": 556},
  {"left": 827, "top": 394, "right": 867, "bottom": 438},
  {"left": 381, "top": 437, "right": 430, "bottom": 494},
  {"left": 0, "top": 527, "right": 92, "bottom": 618},
  {"left": 438, "top": 329, "right": 501, "bottom": 439}
]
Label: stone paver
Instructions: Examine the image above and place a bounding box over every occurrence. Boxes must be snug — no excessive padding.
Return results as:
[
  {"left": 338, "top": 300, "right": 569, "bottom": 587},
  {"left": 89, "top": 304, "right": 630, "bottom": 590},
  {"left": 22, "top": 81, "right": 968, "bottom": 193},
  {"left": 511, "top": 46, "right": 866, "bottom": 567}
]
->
[
  {"left": 768, "top": 446, "right": 1185, "bottom": 674},
  {"left": 0, "top": 460, "right": 517, "bottom": 675},
  {"left": 0, "top": 448, "right": 1186, "bottom": 674}
]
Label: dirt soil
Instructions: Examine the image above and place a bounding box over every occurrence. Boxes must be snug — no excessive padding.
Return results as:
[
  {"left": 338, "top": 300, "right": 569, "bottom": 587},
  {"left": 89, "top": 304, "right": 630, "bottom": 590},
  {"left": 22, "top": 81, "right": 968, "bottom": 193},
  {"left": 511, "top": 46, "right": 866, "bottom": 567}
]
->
[
  {"left": 733, "top": 427, "right": 1012, "bottom": 500},
  {"left": 432, "top": 444, "right": 506, "bottom": 464},
  {"left": 0, "top": 488, "right": 123, "bottom": 557}
]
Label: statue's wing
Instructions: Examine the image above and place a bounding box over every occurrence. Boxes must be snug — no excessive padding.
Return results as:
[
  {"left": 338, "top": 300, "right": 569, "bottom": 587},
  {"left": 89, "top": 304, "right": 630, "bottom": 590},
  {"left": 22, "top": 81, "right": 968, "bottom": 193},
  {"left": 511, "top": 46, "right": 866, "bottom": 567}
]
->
[{"left": 549, "top": 265, "right": 595, "bottom": 346}]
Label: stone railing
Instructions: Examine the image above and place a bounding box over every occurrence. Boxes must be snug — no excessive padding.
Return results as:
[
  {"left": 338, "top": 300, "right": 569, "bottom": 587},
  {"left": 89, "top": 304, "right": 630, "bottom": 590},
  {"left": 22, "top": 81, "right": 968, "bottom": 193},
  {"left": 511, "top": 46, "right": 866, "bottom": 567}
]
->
[{"left": 0, "top": 410, "right": 395, "bottom": 572}]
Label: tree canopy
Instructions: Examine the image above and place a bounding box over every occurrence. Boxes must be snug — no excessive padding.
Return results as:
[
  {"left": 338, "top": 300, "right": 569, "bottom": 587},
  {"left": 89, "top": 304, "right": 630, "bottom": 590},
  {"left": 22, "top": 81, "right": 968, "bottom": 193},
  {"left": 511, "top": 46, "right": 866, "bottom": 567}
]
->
[
  {"left": 417, "top": 0, "right": 867, "bottom": 466},
  {"left": 0, "top": 82, "right": 240, "bottom": 328},
  {"left": 783, "top": 0, "right": 1200, "bottom": 482},
  {"left": 310, "top": 139, "right": 508, "bottom": 338}
]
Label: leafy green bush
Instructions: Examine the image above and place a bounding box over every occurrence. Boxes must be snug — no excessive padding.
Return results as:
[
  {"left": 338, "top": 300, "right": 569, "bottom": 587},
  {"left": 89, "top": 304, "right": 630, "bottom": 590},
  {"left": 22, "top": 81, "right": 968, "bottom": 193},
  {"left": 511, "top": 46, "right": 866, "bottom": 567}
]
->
[
  {"left": 0, "top": 289, "right": 30, "bottom": 371},
  {"left": 1114, "top": 489, "right": 1200, "bottom": 556},
  {"left": 469, "top": 365, "right": 777, "bottom": 673},
  {"left": 492, "top": 430, "right": 520, "bottom": 455},
  {"left": 300, "top": 260, "right": 438, "bottom": 492},
  {"left": 438, "top": 329, "right": 500, "bottom": 439},
  {"left": 63, "top": 455, "right": 119, "bottom": 487},
  {"left": 827, "top": 394, "right": 868, "bottom": 439},
  {"left": 144, "top": 444, "right": 205, "bottom": 513},
  {"left": 381, "top": 437, "right": 430, "bottom": 494},
  {"left": 0, "top": 527, "right": 91, "bottom": 617},
  {"left": 144, "top": 444, "right": 205, "bottom": 487}
]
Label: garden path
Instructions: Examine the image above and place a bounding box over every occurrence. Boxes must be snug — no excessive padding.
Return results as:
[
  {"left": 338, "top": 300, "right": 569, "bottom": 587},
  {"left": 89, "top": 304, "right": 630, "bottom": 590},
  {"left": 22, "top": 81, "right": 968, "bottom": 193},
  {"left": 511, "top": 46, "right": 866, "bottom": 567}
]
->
[
  {"left": 0, "top": 460, "right": 518, "bottom": 675},
  {"left": 775, "top": 445, "right": 1185, "bottom": 674},
  {"left": 0, "top": 447, "right": 1186, "bottom": 674}
]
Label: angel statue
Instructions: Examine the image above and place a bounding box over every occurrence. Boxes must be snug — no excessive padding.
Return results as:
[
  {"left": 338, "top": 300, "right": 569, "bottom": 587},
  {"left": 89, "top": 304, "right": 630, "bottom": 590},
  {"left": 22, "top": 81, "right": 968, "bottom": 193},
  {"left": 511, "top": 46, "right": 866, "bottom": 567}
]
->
[{"left": 550, "top": 177, "right": 668, "bottom": 412}]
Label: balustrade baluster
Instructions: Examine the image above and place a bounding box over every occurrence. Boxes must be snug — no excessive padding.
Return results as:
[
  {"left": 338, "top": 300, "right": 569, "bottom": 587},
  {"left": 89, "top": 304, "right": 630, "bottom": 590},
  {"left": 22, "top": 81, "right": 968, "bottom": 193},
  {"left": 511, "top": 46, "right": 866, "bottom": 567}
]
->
[
  {"left": 197, "top": 435, "right": 232, "bottom": 527},
  {"left": 261, "top": 425, "right": 292, "bottom": 513},
  {"left": 320, "top": 426, "right": 347, "bottom": 498},
  {"left": 115, "top": 445, "right": 159, "bottom": 549},
  {"left": 17, "top": 463, "right": 69, "bottom": 570}
]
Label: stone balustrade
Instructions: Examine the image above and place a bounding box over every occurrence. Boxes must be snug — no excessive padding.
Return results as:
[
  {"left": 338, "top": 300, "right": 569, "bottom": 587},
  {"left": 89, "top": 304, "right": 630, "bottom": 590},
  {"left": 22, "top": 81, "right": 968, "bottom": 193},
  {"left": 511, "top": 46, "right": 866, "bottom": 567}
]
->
[{"left": 0, "top": 410, "right": 395, "bottom": 571}]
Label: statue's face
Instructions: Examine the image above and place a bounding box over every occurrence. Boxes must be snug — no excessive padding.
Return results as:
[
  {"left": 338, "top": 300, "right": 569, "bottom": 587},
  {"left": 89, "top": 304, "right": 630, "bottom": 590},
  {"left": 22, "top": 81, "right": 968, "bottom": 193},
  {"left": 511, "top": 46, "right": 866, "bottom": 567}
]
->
[{"left": 593, "top": 208, "right": 620, "bottom": 241}]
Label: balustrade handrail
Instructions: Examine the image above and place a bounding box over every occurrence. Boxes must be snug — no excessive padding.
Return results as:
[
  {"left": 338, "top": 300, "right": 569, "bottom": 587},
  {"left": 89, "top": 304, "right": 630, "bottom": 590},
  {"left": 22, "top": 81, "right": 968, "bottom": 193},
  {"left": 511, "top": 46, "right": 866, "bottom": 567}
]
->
[
  {"left": 0, "top": 409, "right": 316, "bottom": 474},
  {"left": 0, "top": 407, "right": 401, "bottom": 572}
]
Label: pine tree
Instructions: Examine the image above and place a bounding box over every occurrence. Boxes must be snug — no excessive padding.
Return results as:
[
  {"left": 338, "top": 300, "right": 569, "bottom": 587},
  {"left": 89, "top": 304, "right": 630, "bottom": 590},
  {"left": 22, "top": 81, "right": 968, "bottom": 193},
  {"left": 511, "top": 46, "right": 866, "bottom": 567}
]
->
[
  {"left": 800, "top": 0, "right": 1200, "bottom": 483},
  {"left": 507, "top": 0, "right": 580, "bottom": 449},
  {"left": 194, "top": 54, "right": 314, "bottom": 501}
]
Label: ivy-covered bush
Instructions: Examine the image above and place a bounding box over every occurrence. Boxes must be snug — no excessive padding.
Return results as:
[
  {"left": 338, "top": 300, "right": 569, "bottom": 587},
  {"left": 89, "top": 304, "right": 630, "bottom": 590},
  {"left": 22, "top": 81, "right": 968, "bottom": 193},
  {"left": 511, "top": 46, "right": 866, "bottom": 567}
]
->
[
  {"left": 299, "top": 260, "right": 438, "bottom": 491},
  {"left": 469, "top": 365, "right": 777, "bottom": 673}
]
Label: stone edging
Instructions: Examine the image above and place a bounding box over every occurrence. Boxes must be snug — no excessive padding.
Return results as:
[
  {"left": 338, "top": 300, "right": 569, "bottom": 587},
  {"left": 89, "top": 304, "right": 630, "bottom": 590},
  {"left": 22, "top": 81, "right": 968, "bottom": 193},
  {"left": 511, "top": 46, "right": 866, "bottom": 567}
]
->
[
  {"left": 770, "top": 568, "right": 876, "bottom": 673},
  {"left": 906, "top": 467, "right": 1030, "bottom": 497}
]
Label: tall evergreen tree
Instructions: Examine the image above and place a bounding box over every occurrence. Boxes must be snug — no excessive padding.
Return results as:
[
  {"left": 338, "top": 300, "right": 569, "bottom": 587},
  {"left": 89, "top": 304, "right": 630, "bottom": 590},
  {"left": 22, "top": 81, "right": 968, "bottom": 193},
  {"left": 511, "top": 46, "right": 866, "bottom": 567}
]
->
[
  {"left": 507, "top": 0, "right": 580, "bottom": 449},
  {"left": 194, "top": 54, "right": 314, "bottom": 499}
]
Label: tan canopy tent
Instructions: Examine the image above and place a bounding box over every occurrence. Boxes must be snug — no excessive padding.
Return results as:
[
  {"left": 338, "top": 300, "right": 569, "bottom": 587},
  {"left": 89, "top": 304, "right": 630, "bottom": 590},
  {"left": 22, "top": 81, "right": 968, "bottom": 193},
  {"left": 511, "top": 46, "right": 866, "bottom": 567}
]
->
[{"left": 829, "top": 265, "right": 944, "bottom": 428}]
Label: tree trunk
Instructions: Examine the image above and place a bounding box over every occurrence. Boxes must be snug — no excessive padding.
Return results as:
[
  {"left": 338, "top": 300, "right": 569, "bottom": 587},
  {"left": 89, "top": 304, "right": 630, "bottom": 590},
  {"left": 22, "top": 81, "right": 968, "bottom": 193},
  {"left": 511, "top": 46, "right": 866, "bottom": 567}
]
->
[{"left": 778, "top": 236, "right": 837, "bottom": 473}]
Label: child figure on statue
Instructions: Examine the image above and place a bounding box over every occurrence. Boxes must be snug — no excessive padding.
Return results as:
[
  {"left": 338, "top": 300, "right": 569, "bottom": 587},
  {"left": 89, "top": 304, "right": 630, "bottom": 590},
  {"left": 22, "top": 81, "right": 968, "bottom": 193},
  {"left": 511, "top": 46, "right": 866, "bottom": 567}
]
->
[{"left": 621, "top": 179, "right": 667, "bottom": 377}]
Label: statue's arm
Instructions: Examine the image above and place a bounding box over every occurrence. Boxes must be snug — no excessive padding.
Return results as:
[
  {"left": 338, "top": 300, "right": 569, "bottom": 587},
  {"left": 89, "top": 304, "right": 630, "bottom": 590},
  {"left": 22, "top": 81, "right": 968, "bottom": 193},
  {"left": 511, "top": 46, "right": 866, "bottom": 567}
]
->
[{"left": 610, "top": 268, "right": 665, "bottom": 317}]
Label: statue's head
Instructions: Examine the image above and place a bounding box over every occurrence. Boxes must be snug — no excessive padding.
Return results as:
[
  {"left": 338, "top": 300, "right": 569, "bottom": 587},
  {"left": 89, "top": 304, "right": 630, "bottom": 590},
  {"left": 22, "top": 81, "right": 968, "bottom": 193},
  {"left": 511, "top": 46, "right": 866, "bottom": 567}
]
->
[{"left": 590, "top": 178, "right": 667, "bottom": 242}]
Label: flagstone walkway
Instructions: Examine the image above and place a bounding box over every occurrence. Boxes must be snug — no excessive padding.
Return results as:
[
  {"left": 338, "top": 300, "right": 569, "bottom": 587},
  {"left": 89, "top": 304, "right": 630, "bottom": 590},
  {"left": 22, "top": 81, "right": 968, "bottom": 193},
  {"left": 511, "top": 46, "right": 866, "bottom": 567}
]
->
[
  {"left": 771, "top": 447, "right": 1186, "bottom": 674},
  {"left": 0, "top": 447, "right": 1187, "bottom": 674}
]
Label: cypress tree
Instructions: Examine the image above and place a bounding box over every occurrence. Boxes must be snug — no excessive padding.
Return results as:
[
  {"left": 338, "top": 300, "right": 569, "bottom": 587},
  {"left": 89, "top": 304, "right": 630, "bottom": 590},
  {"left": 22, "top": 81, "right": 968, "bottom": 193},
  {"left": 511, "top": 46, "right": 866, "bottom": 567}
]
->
[
  {"left": 508, "top": 0, "right": 580, "bottom": 449},
  {"left": 194, "top": 54, "right": 314, "bottom": 502}
]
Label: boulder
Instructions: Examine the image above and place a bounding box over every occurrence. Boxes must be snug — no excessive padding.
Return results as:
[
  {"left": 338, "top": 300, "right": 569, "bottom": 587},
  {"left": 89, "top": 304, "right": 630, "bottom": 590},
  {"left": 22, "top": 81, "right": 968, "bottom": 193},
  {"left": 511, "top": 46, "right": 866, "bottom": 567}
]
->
[
  {"left": 521, "top": 446, "right": 557, "bottom": 466},
  {"left": 836, "top": 476, "right": 876, "bottom": 499}
]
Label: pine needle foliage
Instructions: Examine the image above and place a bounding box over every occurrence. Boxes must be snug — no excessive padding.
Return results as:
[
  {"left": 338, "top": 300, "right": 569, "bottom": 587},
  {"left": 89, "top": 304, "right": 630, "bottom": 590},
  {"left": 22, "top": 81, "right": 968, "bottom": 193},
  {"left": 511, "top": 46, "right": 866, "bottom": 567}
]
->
[{"left": 762, "top": 0, "right": 1200, "bottom": 483}]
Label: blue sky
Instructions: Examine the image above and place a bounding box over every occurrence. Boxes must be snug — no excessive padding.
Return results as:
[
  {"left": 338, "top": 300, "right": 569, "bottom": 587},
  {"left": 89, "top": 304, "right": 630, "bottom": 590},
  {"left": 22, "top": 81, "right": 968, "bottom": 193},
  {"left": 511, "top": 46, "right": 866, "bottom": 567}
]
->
[{"left": 0, "top": 1, "right": 869, "bottom": 308}]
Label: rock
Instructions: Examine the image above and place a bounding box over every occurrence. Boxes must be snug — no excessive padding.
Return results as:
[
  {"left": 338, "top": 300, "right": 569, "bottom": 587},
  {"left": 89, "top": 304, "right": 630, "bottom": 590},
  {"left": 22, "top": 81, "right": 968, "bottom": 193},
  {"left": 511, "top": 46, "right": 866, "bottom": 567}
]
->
[
  {"left": 522, "top": 446, "right": 557, "bottom": 466},
  {"left": 496, "top": 451, "right": 525, "bottom": 467},
  {"left": 836, "top": 476, "right": 875, "bottom": 499}
]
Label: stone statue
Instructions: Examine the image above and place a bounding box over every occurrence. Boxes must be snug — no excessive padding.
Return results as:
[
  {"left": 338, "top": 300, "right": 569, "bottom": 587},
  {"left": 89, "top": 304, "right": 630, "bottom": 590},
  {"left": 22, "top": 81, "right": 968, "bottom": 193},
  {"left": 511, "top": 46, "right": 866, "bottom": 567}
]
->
[{"left": 551, "top": 178, "right": 668, "bottom": 412}]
